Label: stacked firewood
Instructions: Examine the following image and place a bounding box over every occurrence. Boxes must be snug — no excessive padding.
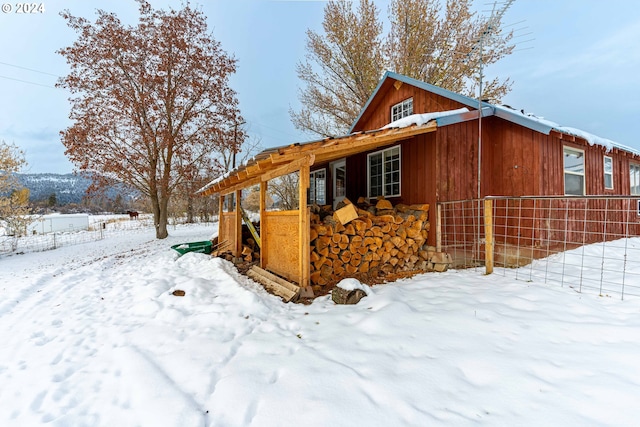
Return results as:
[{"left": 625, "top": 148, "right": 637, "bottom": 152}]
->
[{"left": 309, "top": 197, "right": 431, "bottom": 290}]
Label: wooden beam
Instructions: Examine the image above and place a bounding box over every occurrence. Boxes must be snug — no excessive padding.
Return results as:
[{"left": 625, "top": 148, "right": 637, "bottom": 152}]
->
[
  {"left": 247, "top": 266, "right": 300, "bottom": 303},
  {"left": 247, "top": 164, "right": 262, "bottom": 175},
  {"left": 299, "top": 158, "right": 311, "bottom": 293},
  {"left": 221, "top": 176, "right": 262, "bottom": 196},
  {"left": 234, "top": 189, "right": 242, "bottom": 257},
  {"left": 260, "top": 181, "right": 267, "bottom": 270},
  {"left": 436, "top": 204, "right": 442, "bottom": 253},
  {"left": 261, "top": 154, "right": 316, "bottom": 183},
  {"left": 218, "top": 194, "right": 225, "bottom": 244}
]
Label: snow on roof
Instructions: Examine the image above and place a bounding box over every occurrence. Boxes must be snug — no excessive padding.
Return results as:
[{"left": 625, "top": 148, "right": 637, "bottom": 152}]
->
[
  {"left": 495, "top": 105, "right": 639, "bottom": 156},
  {"left": 381, "top": 108, "right": 470, "bottom": 129}
]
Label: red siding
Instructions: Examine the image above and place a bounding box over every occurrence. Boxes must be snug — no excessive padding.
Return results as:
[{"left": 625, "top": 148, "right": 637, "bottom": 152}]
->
[
  {"left": 341, "top": 76, "right": 640, "bottom": 248},
  {"left": 354, "top": 81, "right": 469, "bottom": 131}
]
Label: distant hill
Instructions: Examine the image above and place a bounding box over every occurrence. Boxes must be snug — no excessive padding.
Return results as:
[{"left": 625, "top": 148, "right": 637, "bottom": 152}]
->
[{"left": 16, "top": 173, "right": 138, "bottom": 205}]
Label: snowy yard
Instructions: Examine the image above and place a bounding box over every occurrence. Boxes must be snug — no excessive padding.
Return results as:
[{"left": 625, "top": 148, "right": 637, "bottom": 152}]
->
[{"left": 1, "top": 220, "right": 640, "bottom": 426}]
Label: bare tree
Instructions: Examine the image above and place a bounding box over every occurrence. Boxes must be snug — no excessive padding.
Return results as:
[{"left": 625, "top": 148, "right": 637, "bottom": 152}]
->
[
  {"left": 57, "top": 1, "right": 242, "bottom": 238},
  {"left": 242, "top": 185, "right": 273, "bottom": 213},
  {"left": 269, "top": 172, "right": 299, "bottom": 211},
  {"left": 290, "top": 0, "right": 385, "bottom": 137},
  {"left": 386, "top": 0, "right": 513, "bottom": 101},
  {"left": 291, "top": 0, "right": 514, "bottom": 136}
]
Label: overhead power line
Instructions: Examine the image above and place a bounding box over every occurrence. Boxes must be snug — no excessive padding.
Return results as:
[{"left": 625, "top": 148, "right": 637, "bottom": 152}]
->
[
  {"left": 0, "top": 74, "right": 57, "bottom": 89},
  {"left": 0, "top": 61, "right": 60, "bottom": 77}
]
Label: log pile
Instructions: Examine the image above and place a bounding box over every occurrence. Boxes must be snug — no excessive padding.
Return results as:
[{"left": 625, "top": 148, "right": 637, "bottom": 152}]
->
[{"left": 309, "top": 197, "right": 435, "bottom": 293}]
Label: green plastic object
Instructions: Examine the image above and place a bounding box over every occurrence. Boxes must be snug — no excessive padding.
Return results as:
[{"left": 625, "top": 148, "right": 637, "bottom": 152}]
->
[{"left": 171, "top": 240, "right": 213, "bottom": 256}]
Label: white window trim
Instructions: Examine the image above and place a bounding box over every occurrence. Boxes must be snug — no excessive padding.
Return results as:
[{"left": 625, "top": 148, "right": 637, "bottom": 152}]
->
[
  {"left": 604, "top": 156, "right": 614, "bottom": 190},
  {"left": 391, "top": 98, "right": 413, "bottom": 122},
  {"left": 563, "top": 146, "right": 585, "bottom": 196},
  {"left": 630, "top": 163, "right": 640, "bottom": 196},
  {"left": 309, "top": 168, "right": 326, "bottom": 205},
  {"left": 367, "top": 145, "right": 401, "bottom": 199}
]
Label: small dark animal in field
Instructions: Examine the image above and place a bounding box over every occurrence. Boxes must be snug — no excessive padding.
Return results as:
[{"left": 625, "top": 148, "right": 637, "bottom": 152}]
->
[{"left": 127, "top": 210, "right": 139, "bottom": 219}]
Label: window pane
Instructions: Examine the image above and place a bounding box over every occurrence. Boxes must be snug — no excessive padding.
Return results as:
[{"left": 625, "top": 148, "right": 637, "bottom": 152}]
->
[
  {"left": 309, "top": 173, "right": 316, "bottom": 204},
  {"left": 309, "top": 170, "right": 326, "bottom": 205},
  {"left": 604, "top": 174, "right": 613, "bottom": 189},
  {"left": 631, "top": 165, "right": 640, "bottom": 195},
  {"left": 604, "top": 157, "right": 613, "bottom": 174},
  {"left": 369, "top": 153, "right": 382, "bottom": 197},
  {"left": 391, "top": 98, "right": 413, "bottom": 122},
  {"left": 316, "top": 170, "right": 326, "bottom": 205},
  {"left": 383, "top": 146, "right": 400, "bottom": 197},
  {"left": 565, "top": 174, "right": 584, "bottom": 195},
  {"left": 564, "top": 150, "right": 584, "bottom": 174}
]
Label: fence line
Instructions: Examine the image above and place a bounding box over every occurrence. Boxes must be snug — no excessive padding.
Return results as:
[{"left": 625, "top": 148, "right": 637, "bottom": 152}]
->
[
  {"left": 0, "top": 215, "right": 218, "bottom": 256},
  {"left": 438, "top": 196, "right": 640, "bottom": 299}
]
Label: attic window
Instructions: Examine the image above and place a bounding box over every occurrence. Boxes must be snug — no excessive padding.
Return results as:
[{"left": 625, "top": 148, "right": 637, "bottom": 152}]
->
[{"left": 391, "top": 98, "right": 413, "bottom": 122}]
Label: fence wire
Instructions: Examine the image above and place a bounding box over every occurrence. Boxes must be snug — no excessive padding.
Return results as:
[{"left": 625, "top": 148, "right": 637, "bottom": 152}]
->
[
  {"left": 0, "top": 215, "right": 217, "bottom": 256},
  {"left": 439, "top": 196, "right": 640, "bottom": 300}
]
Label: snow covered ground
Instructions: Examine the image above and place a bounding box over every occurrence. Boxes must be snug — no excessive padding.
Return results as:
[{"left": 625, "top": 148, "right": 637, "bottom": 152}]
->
[{"left": 1, "top": 219, "right": 640, "bottom": 426}]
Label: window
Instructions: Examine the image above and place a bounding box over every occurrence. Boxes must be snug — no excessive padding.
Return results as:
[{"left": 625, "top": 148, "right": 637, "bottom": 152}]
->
[
  {"left": 630, "top": 164, "right": 640, "bottom": 195},
  {"left": 368, "top": 145, "right": 401, "bottom": 198},
  {"left": 564, "top": 147, "right": 585, "bottom": 195},
  {"left": 391, "top": 98, "right": 413, "bottom": 122},
  {"left": 309, "top": 169, "right": 326, "bottom": 205},
  {"left": 604, "top": 156, "right": 613, "bottom": 189}
]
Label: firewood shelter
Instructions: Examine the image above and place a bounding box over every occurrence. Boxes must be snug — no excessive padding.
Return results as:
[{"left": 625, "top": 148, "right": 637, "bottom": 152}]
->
[{"left": 197, "top": 118, "right": 450, "bottom": 298}]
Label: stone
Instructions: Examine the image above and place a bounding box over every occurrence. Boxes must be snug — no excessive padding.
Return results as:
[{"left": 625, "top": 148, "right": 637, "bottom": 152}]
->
[{"left": 331, "top": 287, "right": 367, "bottom": 305}]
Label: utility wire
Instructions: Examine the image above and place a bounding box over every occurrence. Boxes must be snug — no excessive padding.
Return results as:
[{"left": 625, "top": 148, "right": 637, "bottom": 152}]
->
[
  {"left": 0, "top": 61, "right": 60, "bottom": 77},
  {"left": 0, "top": 74, "right": 58, "bottom": 89}
]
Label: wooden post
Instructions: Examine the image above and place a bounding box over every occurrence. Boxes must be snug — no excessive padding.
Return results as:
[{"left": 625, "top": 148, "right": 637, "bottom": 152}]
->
[
  {"left": 260, "top": 181, "right": 267, "bottom": 269},
  {"left": 436, "top": 204, "right": 442, "bottom": 253},
  {"left": 218, "top": 194, "right": 225, "bottom": 244},
  {"left": 484, "top": 199, "right": 494, "bottom": 274},
  {"left": 299, "top": 158, "right": 311, "bottom": 291},
  {"left": 234, "top": 189, "right": 242, "bottom": 258}
]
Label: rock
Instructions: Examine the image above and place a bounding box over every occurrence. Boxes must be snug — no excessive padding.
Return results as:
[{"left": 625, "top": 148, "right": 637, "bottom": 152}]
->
[
  {"left": 172, "top": 290, "right": 186, "bottom": 296},
  {"left": 331, "top": 287, "right": 367, "bottom": 305}
]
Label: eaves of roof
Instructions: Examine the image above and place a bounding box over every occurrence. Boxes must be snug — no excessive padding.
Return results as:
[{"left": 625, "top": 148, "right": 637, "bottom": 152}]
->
[{"left": 197, "top": 120, "right": 438, "bottom": 197}]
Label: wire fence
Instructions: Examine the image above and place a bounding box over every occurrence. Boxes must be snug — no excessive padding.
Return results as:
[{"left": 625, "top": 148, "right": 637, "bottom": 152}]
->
[
  {"left": 0, "top": 214, "right": 217, "bottom": 256},
  {"left": 438, "top": 196, "right": 640, "bottom": 299}
]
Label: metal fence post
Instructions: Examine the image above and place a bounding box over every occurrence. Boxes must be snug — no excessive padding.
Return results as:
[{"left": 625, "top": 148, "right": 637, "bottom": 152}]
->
[{"left": 484, "top": 199, "right": 494, "bottom": 274}]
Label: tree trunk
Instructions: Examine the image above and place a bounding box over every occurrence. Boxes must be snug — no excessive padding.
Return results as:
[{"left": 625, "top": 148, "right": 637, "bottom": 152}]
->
[
  {"left": 186, "top": 193, "right": 195, "bottom": 223},
  {"left": 156, "top": 194, "right": 169, "bottom": 239},
  {"left": 150, "top": 184, "right": 170, "bottom": 239}
]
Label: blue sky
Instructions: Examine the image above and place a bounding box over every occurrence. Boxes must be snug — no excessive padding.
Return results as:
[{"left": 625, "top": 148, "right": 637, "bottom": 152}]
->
[{"left": 0, "top": 0, "right": 638, "bottom": 174}]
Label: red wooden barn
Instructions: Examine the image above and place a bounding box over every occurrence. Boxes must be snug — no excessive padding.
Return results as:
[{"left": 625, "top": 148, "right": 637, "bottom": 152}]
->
[{"left": 200, "top": 71, "right": 640, "bottom": 296}]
